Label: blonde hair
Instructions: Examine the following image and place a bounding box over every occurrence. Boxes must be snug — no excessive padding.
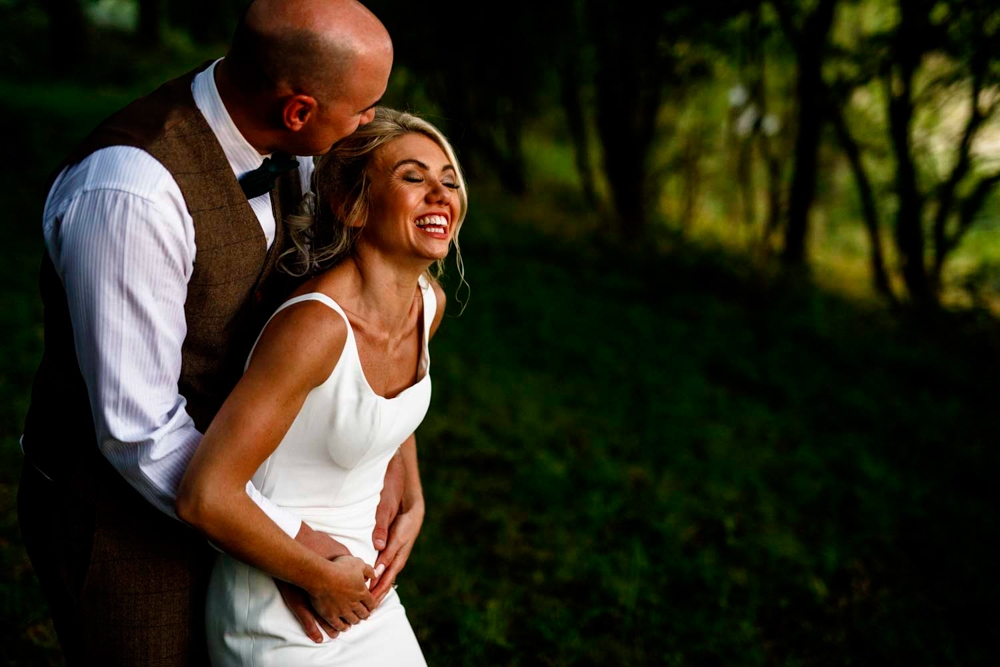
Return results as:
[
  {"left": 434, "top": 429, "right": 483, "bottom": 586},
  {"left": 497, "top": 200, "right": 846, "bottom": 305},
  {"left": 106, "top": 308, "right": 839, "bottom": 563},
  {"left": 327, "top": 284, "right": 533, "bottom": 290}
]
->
[{"left": 281, "top": 108, "right": 469, "bottom": 293}]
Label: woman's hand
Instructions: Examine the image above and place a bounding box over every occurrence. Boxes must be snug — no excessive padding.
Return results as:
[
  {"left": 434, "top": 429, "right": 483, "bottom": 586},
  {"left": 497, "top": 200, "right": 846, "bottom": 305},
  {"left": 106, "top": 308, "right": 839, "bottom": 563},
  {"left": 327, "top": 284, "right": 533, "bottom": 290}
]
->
[
  {"left": 276, "top": 522, "right": 353, "bottom": 643},
  {"left": 308, "top": 555, "right": 377, "bottom": 637}
]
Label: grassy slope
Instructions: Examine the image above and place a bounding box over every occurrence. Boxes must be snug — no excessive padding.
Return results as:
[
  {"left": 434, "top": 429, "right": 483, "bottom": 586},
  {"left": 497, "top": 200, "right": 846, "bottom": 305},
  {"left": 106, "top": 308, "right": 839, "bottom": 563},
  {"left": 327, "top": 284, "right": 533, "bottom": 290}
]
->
[
  {"left": 1, "top": 85, "right": 997, "bottom": 666},
  {"left": 410, "top": 207, "right": 997, "bottom": 665}
]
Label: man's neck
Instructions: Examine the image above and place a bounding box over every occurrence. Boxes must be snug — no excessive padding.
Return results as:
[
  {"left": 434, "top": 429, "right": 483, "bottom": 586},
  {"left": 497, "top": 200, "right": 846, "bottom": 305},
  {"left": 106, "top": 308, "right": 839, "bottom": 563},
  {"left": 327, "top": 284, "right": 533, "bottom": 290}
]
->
[{"left": 214, "top": 59, "right": 274, "bottom": 156}]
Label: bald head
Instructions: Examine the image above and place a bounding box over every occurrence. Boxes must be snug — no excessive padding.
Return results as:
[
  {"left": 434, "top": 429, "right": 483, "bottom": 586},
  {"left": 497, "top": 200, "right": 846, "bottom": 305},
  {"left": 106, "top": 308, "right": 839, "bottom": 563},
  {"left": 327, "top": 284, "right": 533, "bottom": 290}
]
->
[{"left": 227, "top": 0, "right": 392, "bottom": 104}]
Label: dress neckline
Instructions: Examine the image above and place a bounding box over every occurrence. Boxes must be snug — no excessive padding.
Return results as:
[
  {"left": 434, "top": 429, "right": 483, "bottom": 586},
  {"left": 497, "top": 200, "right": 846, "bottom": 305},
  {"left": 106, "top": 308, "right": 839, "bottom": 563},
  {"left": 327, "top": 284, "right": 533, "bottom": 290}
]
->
[
  {"left": 345, "top": 294, "right": 429, "bottom": 402},
  {"left": 281, "top": 281, "right": 432, "bottom": 403}
]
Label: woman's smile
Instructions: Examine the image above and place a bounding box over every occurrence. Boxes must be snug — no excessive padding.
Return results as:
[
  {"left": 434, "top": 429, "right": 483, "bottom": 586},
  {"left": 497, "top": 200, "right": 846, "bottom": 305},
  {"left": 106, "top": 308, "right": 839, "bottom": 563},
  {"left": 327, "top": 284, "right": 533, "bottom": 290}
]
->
[{"left": 415, "top": 214, "right": 450, "bottom": 239}]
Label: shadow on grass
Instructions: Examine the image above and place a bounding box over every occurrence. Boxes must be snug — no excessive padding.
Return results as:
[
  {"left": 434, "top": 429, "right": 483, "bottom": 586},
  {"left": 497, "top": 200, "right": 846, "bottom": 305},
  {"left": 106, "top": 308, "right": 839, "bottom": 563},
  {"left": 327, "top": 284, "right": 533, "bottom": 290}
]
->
[{"left": 1, "top": 90, "right": 997, "bottom": 666}]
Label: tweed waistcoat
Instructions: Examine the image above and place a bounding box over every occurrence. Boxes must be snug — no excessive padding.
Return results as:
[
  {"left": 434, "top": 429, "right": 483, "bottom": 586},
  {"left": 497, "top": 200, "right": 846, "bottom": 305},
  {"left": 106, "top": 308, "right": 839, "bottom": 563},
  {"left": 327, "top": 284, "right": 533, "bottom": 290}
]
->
[{"left": 22, "top": 64, "right": 303, "bottom": 501}]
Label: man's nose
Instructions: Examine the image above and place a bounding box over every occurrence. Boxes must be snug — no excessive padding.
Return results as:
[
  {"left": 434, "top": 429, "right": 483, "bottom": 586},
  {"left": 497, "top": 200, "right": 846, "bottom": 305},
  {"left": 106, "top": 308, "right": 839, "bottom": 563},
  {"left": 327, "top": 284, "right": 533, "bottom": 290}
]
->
[{"left": 359, "top": 108, "right": 376, "bottom": 126}]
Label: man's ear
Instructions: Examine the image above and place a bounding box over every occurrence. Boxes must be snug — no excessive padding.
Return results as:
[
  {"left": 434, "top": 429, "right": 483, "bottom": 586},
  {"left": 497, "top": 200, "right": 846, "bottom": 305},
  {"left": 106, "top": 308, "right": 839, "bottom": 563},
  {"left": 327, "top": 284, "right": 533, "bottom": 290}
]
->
[{"left": 282, "top": 95, "right": 318, "bottom": 132}]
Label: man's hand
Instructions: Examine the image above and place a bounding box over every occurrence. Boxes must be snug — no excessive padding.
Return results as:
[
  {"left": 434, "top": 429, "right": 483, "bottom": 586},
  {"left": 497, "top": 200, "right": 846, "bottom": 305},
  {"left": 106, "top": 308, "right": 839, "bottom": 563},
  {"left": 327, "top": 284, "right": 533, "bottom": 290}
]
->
[
  {"left": 370, "top": 499, "right": 424, "bottom": 606},
  {"left": 370, "top": 437, "right": 425, "bottom": 606},
  {"left": 277, "top": 522, "right": 354, "bottom": 643},
  {"left": 373, "top": 450, "right": 405, "bottom": 551}
]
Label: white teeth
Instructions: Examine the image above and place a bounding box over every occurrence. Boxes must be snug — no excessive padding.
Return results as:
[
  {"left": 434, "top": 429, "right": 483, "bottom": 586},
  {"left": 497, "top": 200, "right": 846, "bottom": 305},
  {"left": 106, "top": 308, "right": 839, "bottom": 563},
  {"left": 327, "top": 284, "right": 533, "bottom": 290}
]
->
[{"left": 416, "top": 214, "right": 448, "bottom": 230}]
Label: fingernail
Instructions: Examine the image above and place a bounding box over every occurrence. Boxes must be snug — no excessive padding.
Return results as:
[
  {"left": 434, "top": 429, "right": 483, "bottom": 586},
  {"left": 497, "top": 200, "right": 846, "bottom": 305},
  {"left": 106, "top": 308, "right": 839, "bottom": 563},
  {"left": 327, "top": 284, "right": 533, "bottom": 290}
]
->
[
  {"left": 374, "top": 563, "right": 386, "bottom": 577},
  {"left": 374, "top": 539, "right": 386, "bottom": 549}
]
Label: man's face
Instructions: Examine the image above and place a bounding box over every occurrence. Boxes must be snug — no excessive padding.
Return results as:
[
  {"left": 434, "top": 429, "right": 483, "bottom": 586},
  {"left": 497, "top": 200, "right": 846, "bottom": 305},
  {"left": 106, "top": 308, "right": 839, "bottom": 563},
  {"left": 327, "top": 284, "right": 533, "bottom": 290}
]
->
[{"left": 302, "top": 52, "right": 392, "bottom": 155}]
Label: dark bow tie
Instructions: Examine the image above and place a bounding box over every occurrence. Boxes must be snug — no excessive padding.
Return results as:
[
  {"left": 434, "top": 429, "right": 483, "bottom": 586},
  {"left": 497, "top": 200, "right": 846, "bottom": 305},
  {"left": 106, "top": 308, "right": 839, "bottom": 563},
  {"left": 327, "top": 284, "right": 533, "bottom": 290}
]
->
[{"left": 238, "top": 152, "right": 300, "bottom": 199}]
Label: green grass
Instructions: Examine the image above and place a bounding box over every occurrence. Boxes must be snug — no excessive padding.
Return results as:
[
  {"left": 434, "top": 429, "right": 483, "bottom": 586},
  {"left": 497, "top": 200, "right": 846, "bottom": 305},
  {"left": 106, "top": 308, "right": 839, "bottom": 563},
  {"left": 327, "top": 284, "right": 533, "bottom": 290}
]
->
[
  {"left": 2, "top": 79, "right": 998, "bottom": 666},
  {"left": 408, "top": 212, "right": 997, "bottom": 665}
]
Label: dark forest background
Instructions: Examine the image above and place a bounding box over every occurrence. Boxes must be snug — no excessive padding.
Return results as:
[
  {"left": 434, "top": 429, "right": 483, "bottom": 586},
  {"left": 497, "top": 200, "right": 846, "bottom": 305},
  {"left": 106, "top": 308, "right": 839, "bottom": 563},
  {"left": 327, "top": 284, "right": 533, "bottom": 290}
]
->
[{"left": 1, "top": 1, "right": 998, "bottom": 665}]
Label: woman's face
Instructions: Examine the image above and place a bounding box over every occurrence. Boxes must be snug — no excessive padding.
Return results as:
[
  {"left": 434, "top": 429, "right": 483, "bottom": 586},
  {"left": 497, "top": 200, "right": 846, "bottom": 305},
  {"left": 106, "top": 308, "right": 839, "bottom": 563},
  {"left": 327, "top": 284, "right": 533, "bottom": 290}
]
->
[{"left": 363, "top": 133, "right": 461, "bottom": 262}]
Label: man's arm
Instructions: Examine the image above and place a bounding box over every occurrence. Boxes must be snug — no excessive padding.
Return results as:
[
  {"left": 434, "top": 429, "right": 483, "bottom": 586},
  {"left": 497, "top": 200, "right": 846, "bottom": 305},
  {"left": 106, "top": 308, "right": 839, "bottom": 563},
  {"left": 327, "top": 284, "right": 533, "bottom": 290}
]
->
[
  {"left": 46, "top": 147, "right": 302, "bottom": 537},
  {"left": 373, "top": 448, "right": 405, "bottom": 551}
]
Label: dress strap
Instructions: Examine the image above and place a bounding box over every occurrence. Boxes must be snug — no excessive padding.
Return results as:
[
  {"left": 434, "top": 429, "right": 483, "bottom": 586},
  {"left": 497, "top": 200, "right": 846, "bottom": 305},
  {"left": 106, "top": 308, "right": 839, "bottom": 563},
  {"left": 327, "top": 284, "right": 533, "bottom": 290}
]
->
[
  {"left": 245, "top": 293, "right": 351, "bottom": 371},
  {"left": 417, "top": 274, "right": 437, "bottom": 341}
]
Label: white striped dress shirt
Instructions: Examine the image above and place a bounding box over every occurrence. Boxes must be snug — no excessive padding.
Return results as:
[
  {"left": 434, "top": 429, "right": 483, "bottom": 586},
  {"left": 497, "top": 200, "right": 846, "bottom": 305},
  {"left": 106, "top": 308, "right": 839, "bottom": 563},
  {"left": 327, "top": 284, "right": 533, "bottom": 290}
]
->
[{"left": 39, "top": 59, "right": 311, "bottom": 537}]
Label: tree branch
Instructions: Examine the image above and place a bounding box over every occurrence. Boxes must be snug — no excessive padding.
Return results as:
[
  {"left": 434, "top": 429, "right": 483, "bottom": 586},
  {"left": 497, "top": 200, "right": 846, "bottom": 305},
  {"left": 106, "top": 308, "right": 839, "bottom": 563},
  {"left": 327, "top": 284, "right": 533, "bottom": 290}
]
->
[
  {"left": 937, "top": 170, "right": 1000, "bottom": 266},
  {"left": 932, "top": 67, "right": 987, "bottom": 276},
  {"left": 828, "top": 93, "right": 895, "bottom": 302},
  {"left": 768, "top": 0, "right": 801, "bottom": 50}
]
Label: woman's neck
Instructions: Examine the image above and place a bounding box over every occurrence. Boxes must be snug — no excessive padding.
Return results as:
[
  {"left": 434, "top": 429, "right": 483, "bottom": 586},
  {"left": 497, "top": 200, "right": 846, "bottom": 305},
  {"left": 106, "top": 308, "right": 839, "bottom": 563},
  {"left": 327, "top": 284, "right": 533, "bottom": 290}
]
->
[{"left": 339, "top": 248, "right": 429, "bottom": 335}]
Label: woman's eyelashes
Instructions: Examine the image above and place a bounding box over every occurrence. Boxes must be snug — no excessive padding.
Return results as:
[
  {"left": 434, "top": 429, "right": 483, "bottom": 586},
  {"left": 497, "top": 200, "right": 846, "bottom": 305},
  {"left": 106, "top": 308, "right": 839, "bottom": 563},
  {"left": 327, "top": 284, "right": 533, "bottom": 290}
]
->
[{"left": 401, "top": 172, "right": 461, "bottom": 190}]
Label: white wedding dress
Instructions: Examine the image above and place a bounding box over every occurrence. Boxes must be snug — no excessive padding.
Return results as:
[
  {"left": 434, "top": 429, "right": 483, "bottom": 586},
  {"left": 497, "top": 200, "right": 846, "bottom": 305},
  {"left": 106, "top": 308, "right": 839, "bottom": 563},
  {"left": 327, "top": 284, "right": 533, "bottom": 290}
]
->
[{"left": 205, "top": 278, "right": 434, "bottom": 666}]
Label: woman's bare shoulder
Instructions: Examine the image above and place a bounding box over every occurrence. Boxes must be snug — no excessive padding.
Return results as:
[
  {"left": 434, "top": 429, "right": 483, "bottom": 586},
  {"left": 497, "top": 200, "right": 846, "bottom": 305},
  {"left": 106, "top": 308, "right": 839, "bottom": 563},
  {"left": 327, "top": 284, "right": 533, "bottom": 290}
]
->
[{"left": 248, "top": 297, "right": 350, "bottom": 391}]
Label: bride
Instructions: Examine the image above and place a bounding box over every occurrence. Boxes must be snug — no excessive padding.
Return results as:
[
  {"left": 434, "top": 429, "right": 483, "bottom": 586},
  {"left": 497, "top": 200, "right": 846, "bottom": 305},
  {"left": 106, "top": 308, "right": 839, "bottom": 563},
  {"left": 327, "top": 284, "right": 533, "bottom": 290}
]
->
[{"left": 176, "top": 108, "right": 467, "bottom": 665}]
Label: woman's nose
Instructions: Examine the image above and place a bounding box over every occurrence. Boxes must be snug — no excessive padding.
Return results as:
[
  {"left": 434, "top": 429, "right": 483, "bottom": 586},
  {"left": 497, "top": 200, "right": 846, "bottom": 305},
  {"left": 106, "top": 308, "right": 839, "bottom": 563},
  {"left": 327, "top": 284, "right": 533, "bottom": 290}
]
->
[{"left": 427, "top": 181, "right": 450, "bottom": 203}]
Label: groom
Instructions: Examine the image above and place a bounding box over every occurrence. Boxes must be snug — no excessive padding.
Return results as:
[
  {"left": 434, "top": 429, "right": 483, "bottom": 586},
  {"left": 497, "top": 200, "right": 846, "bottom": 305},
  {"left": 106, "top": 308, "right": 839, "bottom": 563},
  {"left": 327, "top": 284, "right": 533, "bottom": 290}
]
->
[{"left": 17, "top": 1, "right": 416, "bottom": 664}]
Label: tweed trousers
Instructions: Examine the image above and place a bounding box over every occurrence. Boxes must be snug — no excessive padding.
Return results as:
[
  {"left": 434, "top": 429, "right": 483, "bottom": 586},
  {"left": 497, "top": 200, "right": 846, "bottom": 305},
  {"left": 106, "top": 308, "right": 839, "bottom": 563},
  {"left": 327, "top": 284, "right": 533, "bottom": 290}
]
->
[{"left": 18, "top": 460, "right": 213, "bottom": 666}]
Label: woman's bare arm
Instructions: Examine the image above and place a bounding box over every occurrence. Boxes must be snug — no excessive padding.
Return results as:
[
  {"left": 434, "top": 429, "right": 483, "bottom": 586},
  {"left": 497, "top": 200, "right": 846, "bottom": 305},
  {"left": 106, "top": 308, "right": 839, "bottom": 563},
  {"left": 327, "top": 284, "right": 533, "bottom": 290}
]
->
[{"left": 176, "top": 301, "right": 375, "bottom": 636}]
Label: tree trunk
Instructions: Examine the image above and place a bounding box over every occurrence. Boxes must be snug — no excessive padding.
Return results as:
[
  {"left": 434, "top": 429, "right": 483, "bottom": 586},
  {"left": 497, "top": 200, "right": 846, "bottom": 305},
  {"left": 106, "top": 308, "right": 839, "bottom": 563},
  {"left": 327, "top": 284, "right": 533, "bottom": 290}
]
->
[
  {"left": 41, "top": 0, "right": 88, "bottom": 73},
  {"left": 437, "top": 86, "right": 527, "bottom": 196},
  {"left": 499, "top": 106, "right": 528, "bottom": 196},
  {"left": 929, "top": 69, "right": 985, "bottom": 292},
  {"left": 738, "top": 137, "right": 757, "bottom": 229},
  {"left": 780, "top": 0, "right": 838, "bottom": 267},
  {"left": 747, "top": 8, "right": 782, "bottom": 253},
  {"left": 829, "top": 102, "right": 896, "bottom": 303},
  {"left": 758, "top": 134, "right": 784, "bottom": 253},
  {"left": 559, "top": 60, "right": 599, "bottom": 208},
  {"left": 589, "top": 3, "right": 665, "bottom": 241},
  {"left": 932, "top": 172, "right": 1000, "bottom": 288},
  {"left": 680, "top": 133, "right": 702, "bottom": 230},
  {"left": 173, "top": 0, "right": 234, "bottom": 45},
  {"left": 887, "top": 3, "right": 935, "bottom": 308},
  {"left": 137, "top": 0, "right": 164, "bottom": 48}
]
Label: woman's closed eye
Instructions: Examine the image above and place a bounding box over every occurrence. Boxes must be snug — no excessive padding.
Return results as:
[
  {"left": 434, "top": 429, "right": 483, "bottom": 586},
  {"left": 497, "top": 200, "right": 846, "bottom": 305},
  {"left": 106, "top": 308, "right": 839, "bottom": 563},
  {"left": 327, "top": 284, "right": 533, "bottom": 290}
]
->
[{"left": 402, "top": 174, "right": 460, "bottom": 190}]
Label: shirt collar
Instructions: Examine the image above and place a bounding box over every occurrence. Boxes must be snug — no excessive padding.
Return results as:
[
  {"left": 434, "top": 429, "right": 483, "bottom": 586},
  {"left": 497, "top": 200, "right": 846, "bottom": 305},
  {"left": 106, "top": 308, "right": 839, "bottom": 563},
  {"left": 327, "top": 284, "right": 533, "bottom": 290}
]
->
[{"left": 191, "top": 59, "right": 269, "bottom": 180}]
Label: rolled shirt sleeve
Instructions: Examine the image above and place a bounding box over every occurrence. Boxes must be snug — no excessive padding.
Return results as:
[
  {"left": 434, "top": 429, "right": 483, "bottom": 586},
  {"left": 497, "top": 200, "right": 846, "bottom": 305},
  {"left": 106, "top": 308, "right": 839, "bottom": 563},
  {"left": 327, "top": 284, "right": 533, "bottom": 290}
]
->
[{"left": 44, "top": 146, "right": 301, "bottom": 538}]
